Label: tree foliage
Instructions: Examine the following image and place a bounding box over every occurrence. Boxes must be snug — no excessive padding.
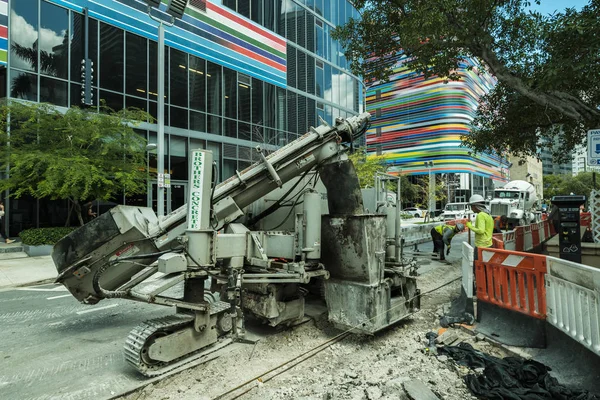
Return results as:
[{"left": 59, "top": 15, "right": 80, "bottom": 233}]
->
[
  {"left": 543, "top": 172, "right": 598, "bottom": 203},
  {"left": 333, "top": 0, "right": 600, "bottom": 162},
  {"left": 348, "top": 149, "right": 418, "bottom": 201},
  {"left": 0, "top": 102, "right": 151, "bottom": 226}
]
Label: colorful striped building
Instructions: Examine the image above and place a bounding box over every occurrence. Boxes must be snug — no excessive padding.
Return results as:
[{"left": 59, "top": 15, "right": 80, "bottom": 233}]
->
[
  {"left": 366, "top": 56, "right": 510, "bottom": 202},
  {"left": 1, "top": 0, "right": 363, "bottom": 234}
]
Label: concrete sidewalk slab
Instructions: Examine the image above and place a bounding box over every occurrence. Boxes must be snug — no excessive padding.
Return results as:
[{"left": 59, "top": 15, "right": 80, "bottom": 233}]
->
[{"left": 0, "top": 255, "right": 56, "bottom": 288}]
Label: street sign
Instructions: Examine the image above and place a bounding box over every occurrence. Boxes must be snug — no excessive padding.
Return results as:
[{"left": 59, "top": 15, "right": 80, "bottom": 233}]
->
[{"left": 588, "top": 129, "right": 600, "bottom": 165}]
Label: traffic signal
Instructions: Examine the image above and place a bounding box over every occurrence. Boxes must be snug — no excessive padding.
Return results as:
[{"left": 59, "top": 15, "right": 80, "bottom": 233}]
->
[{"left": 80, "top": 58, "right": 94, "bottom": 106}]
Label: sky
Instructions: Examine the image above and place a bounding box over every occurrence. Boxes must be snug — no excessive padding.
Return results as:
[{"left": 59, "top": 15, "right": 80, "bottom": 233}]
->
[{"left": 528, "top": 0, "right": 590, "bottom": 15}]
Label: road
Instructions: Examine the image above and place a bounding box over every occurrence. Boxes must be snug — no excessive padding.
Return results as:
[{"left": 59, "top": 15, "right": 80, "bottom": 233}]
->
[
  {"left": 0, "top": 229, "right": 470, "bottom": 400},
  {"left": 0, "top": 283, "right": 173, "bottom": 400}
]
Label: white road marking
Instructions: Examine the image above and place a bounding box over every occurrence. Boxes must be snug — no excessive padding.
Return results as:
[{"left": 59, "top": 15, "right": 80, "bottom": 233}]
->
[
  {"left": 46, "top": 294, "right": 72, "bottom": 300},
  {"left": 76, "top": 304, "right": 118, "bottom": 315},
  {"left": 16, "top": 286, "right": 67, "bottom": 292}
]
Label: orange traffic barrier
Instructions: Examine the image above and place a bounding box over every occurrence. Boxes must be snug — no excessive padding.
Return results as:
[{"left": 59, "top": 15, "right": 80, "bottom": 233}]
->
[
  {"left": 581, "top": 212, "right": 591, "bottom": 227},
  {"left": 475, "top": 248, "right": 547, "bottom": 320},
  {"left": 492, "top": 234, "right": 504, "bottom": 249},
  {"left": 515, "top": 226, "right": 524, "bottom": 251}
]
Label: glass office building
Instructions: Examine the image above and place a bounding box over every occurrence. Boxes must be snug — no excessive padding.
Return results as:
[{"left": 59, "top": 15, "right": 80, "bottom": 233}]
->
[{"left": 0, "top": 0, "right": 364, "bottom": 234}]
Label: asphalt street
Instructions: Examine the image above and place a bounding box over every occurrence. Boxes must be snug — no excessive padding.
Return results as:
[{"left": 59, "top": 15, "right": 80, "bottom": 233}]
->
[
  {"left": 0, "top": 227, "right": 470, "bottom": 400},
  {"left": 0, "top": 283, "right": 173, "bottom": 400}
]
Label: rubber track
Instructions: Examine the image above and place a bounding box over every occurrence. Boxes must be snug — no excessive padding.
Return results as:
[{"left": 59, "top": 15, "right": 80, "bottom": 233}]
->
[{"left": 124, "top": 301, "right": 231, "bottom": 377}]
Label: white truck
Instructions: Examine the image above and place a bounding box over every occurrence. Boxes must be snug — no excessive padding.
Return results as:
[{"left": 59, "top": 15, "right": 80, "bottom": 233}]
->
[
  {"left": 489, "top": 180, "right": 541, "bottom": 227},
  {"left": 440, "top": 202, "right": 475, "bottom": 222}
]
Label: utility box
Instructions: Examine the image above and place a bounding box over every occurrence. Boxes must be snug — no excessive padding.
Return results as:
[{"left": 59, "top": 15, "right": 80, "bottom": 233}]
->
[{"left": 551, "top": 195, "right": 586, "bottom": 263}]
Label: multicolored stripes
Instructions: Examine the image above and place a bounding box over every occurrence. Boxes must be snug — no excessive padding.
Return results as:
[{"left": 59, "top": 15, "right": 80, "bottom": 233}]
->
[
  {"left": 366, "top": 56, "right": 508, "bottom": 181},
  {"left": 0, "top": 0, "right": 7, "bottom": 65},
  {"left": 41, "top": 0, "right": 286, "bottom": 87}
]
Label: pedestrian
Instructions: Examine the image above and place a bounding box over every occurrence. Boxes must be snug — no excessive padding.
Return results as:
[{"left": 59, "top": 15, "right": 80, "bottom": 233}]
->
[
  {"left": 0, "top": 201, "right": 15, "bottom": 244},
  {"left": 493, "top": 215, "right": 508, "bottom": 233},
  {"left": 84, "top": 201, "right": 97, "bottom": 222},
  {"left": 465, "top": 194, "right": 494, "bottom": 260},
  {"left": 430, "top": 223, "right": 465, "bottom": 261}
]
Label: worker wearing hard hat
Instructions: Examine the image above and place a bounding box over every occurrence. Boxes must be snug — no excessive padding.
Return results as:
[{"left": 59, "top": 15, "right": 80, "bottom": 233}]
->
[
  {"left": 466, "top": 194, "right": 494, "bottom": 259},
  {"left": 430, "top": 223, "right": 465, "bottom": 261}
]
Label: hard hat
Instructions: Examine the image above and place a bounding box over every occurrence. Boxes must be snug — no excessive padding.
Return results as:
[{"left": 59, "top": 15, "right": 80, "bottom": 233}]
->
[
  {"left": 469, "top": 194, "right": 485, "bottom": 205},
  {"left": 455, "top": 223, "right": 465, "bottom": 231}
]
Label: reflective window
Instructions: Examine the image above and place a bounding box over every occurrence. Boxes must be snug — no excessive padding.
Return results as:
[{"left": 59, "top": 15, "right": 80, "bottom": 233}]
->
[
  {"left": 10, "top": 71, "right": 38, "bottom": 101},
  {"left": 324, "top": 63, "right": 332, "bottom": 102},
  {"left": 285, "top": 0, "right": 296, "bottom": 42},
  {"left": 307, "top": 55, "right": 315, "bottom": 95},
  {"left": 170, "top": 49, "right": 188, "bottom": 107},
  {"left": 206, "top": 61, "right": 222, "bottom": 116},
  {"left": 238, "top": 0, "right": 250, "bottom": 18},
  {"left": 239, "top": 122, "right": 251, "bottom": 141},
  {"left": 170, "top": 106, "right": 188, "bottom": 129},
  {"left": 207, "top": 115, "right": 222, "bottom": 135},
  {"left": 126, "top": 33, "right": 148, "bottom": 97},
  {"left": 306, "top": 13, "right": 314, "bottom": 53},
  {"left": 251, "top": 0, "right": 263, "bottom": 25},
  {"left": 40, "top": 1, "right": 69, "bottom": 79},
  {"left": 287, "top": 92, "right": 297, "bottom": 134},
  {"left": 71, "top": 83, "right": 97, "bottom": 109},
  {"left": 307, "top": 98, "right": 315, "bottom": 128},
  {"left": 224, "top": 118, "right": 237, "bottom": 138},
  {"left": 314, "top": 0, "right": 323, "bottom": 16},
  {"left": 252, "top": 78, "right": 263, "bottom": 125},
  {"left": 297, "top": 95, "right": 306, "bottom": 135},
  {"left": 99, "top": 23, "right": 123, "bottom": 92},
  {"left": 40, "top": 77, "right": 68, "bottom": 106},
  {"left": 126, "top": 96, "right": 148, "bottom": 113},
  {"left": 277, "top": 87, "right": 287, "bottom": 132},
  {"left": 224, "top": 67, "right": 237, "bottom": 119},
  {"left": 264, "top": 83, "right": 276, "bottom": 128},
  {"left": 297, "top": 51, "right": 306, "bottom": 92},
  {"left": 99, "top": 90, "right": 123, "bottom": 112},
  {"left": 10, "top": 0, "right": 38, "bottom": 72},
  {"left": 287, "top": 46, "right": 296, "bottom": 88},
  {"left": 315, "top": 22, "right": 324, "bottom": 57},
  {"left": 297, "top": 9, "right": 306, "bottom": 48},
  {"left": 189, "top": 56, "right": 206, "bottom": 112},
  {"left": 190, "top": 111, "right": 206, "bottom": 132},
  {"left": 238, "top": 79, "right": 250, "bottom": 122},
  {"left": 170, "top": 135, "right": 188, "bottom": 180},
  {"left": 315, "top": 61, "right": 323, "bottom": 98}
]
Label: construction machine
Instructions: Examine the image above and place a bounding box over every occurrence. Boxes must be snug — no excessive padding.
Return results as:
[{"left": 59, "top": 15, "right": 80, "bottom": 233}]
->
[
  {"left": 489, "top": 180, "right": 541, "bottom": 227},
  {"left": 51, "top": 113, "right": 420, "bottom": 376}
]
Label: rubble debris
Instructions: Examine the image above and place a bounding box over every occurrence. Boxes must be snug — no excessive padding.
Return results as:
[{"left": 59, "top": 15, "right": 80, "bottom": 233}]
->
[{"left": 404, "top": 380, "right": 440, "bottom": 400}]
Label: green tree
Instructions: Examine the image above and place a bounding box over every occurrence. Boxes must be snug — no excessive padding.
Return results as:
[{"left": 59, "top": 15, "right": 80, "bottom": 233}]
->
[
  {"left": 0, "top": 102, "right": 151, "bottom": 226},
  {"left": 333, "top": 0, "right": 600, "bottom": 162},
  {"left": 543, "top": 172, "right": 597, "bottom": 202},
  {"left": 348, "top": 149, "right": 417, "bottom": 201}
]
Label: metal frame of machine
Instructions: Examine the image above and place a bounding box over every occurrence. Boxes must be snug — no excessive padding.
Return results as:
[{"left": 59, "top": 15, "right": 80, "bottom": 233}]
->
[{"left": 52, "top": 113, "right": 420, "bottom": 376}]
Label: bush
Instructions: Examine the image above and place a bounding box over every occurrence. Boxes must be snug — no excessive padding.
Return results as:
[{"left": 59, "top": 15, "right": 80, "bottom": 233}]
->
[{"left": 19, "top": 227, "right": 77, "bottom": 246}]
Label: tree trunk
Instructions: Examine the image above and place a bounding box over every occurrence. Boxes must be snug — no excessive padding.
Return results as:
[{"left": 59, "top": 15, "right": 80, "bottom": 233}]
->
[{"left": 64, "top": 201, "right": 73, "bottom": 227}]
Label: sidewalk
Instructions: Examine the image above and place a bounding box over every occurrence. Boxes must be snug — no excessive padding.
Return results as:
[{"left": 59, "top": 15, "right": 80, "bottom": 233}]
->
[{"left": 0, "top": 242, "right": 57, "bottom": 288}]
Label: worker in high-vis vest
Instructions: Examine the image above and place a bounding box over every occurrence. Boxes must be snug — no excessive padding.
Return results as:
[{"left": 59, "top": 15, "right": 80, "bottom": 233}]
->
[
  {"left": 430, "top": 223, "right": 465, "bottom": 260},
  {"left": 466, "top": 194, "right": 494, "bottom": 260}
]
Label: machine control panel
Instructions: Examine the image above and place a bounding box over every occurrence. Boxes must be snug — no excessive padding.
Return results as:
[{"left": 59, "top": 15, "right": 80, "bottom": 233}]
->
[{"left": 551, "top": 195, "right": 586, "bottom": 263}]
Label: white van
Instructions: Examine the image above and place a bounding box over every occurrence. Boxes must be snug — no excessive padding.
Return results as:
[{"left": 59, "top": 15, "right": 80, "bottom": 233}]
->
[{"left": 441, "top": 202, "right": 475, "bottom": 221}]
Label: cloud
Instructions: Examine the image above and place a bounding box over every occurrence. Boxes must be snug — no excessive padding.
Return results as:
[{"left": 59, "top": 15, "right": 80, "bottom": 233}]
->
[
  {"left": 325, "top": 71, "right": 355, "bottom": 110},
  {"left": 10, "top": 9, "right": 66, "bottom": 71}
]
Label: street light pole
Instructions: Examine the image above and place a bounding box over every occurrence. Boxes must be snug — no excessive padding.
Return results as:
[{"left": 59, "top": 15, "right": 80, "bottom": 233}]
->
[
  {"left": 146, "top": 143, "right": 157, "bottom": 208},
  {"left": 144, "top": 0, "right": 188, "bottom": 216},
  {"left": 424, "top": 161, "right": 434, "bottom": 220}
]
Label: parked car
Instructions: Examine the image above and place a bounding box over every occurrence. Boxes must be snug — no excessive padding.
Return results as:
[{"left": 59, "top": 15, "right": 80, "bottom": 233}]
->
[
  {"left": 440, "top": 202, "right": 475, "bottom": 222},
  {"left": 403, "top": 207, "right": 426, "bottom": 218}
]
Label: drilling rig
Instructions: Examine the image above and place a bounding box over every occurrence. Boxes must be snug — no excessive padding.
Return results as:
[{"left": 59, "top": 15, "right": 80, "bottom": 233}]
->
[{"left": 52, "top": 113, "right": 419, "bottom": 376}]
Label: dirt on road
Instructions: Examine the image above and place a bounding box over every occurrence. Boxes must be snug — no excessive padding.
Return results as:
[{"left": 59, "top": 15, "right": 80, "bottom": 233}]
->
[{"left": 119, "top": 259, "right": 506, "bottom": 400}]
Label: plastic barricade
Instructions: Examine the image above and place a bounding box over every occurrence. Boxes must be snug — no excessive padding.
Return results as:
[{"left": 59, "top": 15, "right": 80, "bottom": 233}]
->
[
  {"left": 546, "top": 257, "right": 600, "bottom": 356},
  {"left": 531, "top": 223, "right": 541, "bottom": 247},
  {"left": 515, "top": 226, "right": 524, "bottom": 251},
  {"left": 581, "top": 212, "right": 591, "bottom": 227},
  {"left": 475, "top": 248, "right": 547, "bottom": 319}
]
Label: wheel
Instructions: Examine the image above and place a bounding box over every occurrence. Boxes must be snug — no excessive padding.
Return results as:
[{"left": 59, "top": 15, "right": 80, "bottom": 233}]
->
[{"left": 415, "top": 213, "right": 420, "bottom": 218}]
